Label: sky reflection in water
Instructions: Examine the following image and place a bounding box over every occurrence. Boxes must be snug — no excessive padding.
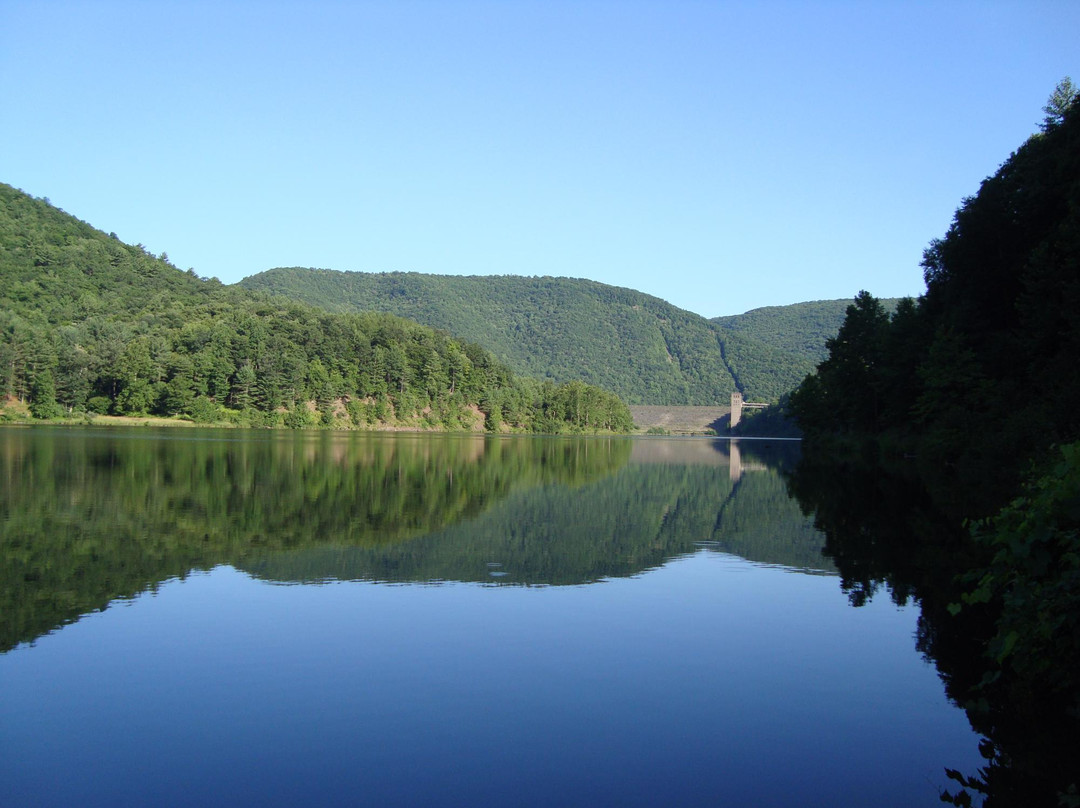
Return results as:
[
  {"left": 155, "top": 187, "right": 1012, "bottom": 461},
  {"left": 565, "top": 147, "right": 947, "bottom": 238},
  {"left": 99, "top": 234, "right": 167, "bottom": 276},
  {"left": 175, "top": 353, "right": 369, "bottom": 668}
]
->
[
  {"left": 3, "top": 556, "right": 977, "bottom": 807},
  {"left": 0, "top": 431, "right": 981, "bottom": 807}
]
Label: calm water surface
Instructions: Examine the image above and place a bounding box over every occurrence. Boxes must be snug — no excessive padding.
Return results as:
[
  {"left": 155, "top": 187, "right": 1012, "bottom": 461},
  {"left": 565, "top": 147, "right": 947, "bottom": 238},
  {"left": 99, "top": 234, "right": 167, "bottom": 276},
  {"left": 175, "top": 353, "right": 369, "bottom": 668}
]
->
[{"left": 0, "top": 428, "right": 981, "bottom": 807}]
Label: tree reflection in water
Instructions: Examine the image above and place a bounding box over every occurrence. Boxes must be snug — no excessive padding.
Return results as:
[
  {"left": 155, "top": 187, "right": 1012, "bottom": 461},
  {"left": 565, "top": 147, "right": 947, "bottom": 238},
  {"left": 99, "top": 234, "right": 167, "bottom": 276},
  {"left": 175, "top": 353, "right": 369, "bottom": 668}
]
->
[
  {"left": 2, "top": 429, "right": 818, "bottom": 653},
  {"left": 785, "top": 449, "right": 1079, "bottom": 807}
]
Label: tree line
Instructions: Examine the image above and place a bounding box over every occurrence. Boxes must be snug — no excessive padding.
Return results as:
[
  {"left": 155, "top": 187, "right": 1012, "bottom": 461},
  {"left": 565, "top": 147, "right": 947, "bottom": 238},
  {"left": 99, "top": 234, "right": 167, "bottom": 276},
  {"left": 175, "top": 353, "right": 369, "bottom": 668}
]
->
[
  {"left": 240, "top": 266, "right": 826, "bottom": 404},
  {"left": 786, "top": 79, "right": 1080, "bottom": 806},
  {"left": 0, "top": 183, "right": 632, "bottom": 433},
  {"left": 789, "top": 80, "right": 1080, "bottom": 507}
]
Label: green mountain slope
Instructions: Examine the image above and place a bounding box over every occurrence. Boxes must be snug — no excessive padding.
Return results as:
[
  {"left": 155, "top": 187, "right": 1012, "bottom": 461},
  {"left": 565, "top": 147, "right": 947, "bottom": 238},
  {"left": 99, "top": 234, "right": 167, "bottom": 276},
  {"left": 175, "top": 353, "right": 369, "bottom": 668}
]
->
[
  {"left": 240, "top": 268, "right": 819, "bottom": 404},
  {"left": 0, "top": 183, "right": 630, "bottom": 432},
  {"left": 712, "top": 298, "right": 903, "bottom": 364}
]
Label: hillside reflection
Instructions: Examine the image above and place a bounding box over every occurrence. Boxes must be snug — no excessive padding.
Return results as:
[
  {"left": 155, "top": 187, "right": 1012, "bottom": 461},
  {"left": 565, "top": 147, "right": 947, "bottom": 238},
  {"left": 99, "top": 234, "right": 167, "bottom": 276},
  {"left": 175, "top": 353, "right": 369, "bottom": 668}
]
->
[
  {"left": 1, "top": 429, "right": 827, "bottom": 652},
  {"left": 242, "top": 438, "right": 824, "bottom": 586}
]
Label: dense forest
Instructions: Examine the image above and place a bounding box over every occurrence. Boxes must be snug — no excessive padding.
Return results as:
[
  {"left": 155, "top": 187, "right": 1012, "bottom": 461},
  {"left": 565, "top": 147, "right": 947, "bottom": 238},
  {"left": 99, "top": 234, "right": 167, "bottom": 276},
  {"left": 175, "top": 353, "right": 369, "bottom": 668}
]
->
[
  {"left": 240, "top": 267, "right": 838, "bottom": 404},
  {"left": 712, "top": 297, "right": 900, "bottom": 364},
  {"left": 1, "top": 175, "right": 869, "bottom": 417},
  {"left": 789, "top": 81, "right": 1080, "bottom": 507},
  {"left": 0, "top": 184, "right": 631, "bottom": 433},
  {"left": 787, "top": 80, "right": 1080, "bottom": 806}
]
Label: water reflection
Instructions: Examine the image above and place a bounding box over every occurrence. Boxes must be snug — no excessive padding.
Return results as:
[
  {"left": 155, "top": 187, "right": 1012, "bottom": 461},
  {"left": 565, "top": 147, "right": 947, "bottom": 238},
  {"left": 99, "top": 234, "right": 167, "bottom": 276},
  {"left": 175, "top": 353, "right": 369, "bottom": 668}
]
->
[
  {"left": 785, "top": 450, "right": 1077, "bottom": 807},
  {"left": 1, "top": 428, "right": 824, "bottom": 651},
  {"left": 0, "top": 428, "right": 984, "bottom": 808},
  {"left": 242, "top": 437, "right": 824, "bottom": 587}
]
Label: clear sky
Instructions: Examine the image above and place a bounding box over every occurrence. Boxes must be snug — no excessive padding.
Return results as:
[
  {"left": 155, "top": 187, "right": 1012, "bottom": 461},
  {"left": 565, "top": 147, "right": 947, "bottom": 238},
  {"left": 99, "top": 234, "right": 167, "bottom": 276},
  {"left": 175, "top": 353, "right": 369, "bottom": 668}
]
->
[{"left": 2, "top": 1, "right": 1076, "bottom": 317}]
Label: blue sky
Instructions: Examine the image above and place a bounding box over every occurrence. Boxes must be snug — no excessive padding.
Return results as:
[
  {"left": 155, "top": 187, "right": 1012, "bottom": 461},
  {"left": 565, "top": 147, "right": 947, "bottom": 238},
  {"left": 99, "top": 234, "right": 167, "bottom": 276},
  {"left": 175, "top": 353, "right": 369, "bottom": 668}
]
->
[{"left": 2, "top": 1, "right": 1076, "bottom": 317}]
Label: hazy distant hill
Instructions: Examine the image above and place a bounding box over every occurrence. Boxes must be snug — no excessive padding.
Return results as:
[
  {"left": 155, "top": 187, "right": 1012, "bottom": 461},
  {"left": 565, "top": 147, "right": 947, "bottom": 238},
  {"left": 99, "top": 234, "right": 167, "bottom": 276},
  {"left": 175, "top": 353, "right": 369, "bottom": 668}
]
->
[{"left": 241, "top": 268, "right": 833, "bottom": 404}]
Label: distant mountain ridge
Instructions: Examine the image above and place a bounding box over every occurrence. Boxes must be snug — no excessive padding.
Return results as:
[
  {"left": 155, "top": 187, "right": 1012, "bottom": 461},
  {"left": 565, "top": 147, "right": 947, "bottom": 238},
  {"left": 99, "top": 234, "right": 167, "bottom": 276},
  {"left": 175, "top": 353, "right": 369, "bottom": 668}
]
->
[
  {"left": 712, "top": 298, "right": 902, "bottom": 364},
  {"left": 241, "top": 268, "right": 874, "bottom": 404}
]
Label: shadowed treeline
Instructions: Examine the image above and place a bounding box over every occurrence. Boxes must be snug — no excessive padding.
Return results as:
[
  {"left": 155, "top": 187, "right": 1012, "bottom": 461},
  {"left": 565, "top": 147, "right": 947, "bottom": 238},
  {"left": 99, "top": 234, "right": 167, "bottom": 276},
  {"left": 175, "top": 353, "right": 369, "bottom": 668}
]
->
[{"left": 783, "top": 82, "right": 1080, "bottom": 806}]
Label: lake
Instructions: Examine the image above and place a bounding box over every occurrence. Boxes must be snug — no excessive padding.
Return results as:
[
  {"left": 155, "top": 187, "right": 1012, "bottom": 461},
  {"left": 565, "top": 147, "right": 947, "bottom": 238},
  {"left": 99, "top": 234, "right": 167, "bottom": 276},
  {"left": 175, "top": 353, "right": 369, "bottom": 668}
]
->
[{"left": 0, "top": 427, "right": 982, "bottom": 807}]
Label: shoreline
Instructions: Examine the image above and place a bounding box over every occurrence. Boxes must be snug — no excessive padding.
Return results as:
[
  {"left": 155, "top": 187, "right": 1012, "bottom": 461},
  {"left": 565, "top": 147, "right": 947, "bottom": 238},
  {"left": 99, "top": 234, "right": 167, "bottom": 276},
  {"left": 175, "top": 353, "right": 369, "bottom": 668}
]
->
[{"left": 0, "top": 413, "right": 646, "bottom": 436}]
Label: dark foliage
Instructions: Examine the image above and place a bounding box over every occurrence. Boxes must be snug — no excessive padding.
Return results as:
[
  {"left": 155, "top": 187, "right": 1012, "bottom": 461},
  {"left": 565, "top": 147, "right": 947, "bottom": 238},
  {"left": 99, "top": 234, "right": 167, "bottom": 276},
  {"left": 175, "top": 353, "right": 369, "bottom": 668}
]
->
[
  {"left": 790, "top": 86, "right": 1080, "bottom": 510},
  {"left": 786, "top": 443, "right": 1080, "bottom": 808},
  {"left": 786, "top": 81, "right": 1080, "bottom": 807}
]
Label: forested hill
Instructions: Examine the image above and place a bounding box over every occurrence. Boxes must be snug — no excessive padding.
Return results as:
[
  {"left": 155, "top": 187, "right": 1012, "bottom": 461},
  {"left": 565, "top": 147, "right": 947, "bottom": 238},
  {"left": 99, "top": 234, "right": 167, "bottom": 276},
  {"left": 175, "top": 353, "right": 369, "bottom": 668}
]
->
[
  {"left": 240, "top": 268, "right": 832, "bottom": 404},
  {"left": 712, "top": 298, "right": 901, "bottom": 364},
  {"left": 784, "top": 83, "right": 1080, "bottom": 805},
  {"left": 789, "top": 85, "right": 1080, "bottom": 507},
  {"left": 0, "top": 183, "right": 631, "bottom": 432}
]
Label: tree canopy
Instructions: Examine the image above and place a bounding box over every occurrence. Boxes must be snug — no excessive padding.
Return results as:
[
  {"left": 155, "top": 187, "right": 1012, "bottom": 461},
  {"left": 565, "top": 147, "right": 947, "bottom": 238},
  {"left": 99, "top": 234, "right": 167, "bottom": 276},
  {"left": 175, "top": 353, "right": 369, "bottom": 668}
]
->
[
  {"left": 240, "top": 268, "right": 843, "bottom": 404},
  {"left": 0, "top": 184, "right": 632, "bottom": 433},
  {"left": 785, "top": 83, "right": 1080, "bottom": 805},
  {"left": 790, "top": 83, "right": 1080, "bottom": 505}
]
